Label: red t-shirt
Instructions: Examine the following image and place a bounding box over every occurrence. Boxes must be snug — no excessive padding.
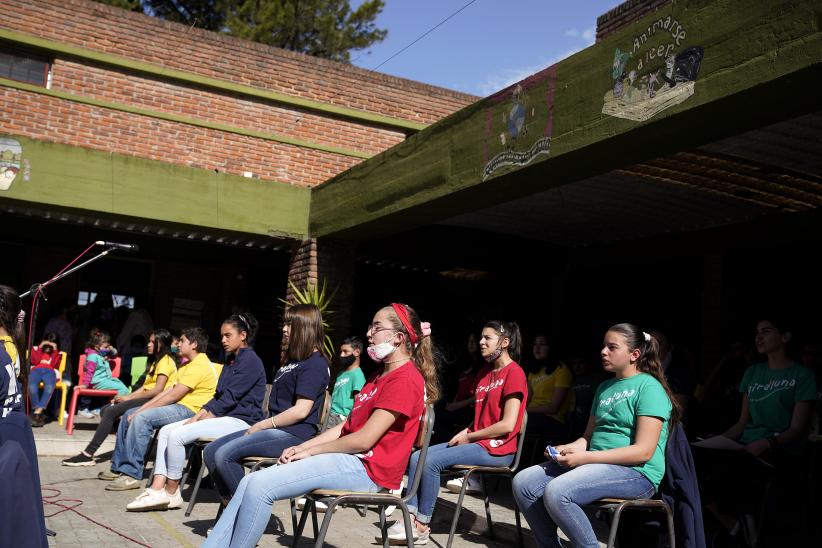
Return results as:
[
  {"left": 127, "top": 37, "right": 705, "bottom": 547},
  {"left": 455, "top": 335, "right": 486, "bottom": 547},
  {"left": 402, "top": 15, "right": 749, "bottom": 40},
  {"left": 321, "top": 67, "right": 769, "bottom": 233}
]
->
[
  {"left": 341, "top": 361, "right": 425, "bottom": 490},
  {"left": 454, "top": 365, "right": 490, "bottom": 402},
  {"left": 471, "top": 361, "right": 528, "bottom": 456},
  {"left": 30, "top": 347, "right": 61, "bottom": 371}
]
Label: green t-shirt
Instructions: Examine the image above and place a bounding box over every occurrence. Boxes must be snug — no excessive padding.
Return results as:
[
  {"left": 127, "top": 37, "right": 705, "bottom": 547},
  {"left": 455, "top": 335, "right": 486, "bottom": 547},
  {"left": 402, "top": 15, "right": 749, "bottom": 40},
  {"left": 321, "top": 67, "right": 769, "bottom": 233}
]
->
[
  {"left": 589, "top": 373, "right": 672, "bottom": 489},
  {"left": 739, "top": 363, "right": 817, "bottom": 445},
  {"left": 330, "top": 367, "right": 366, "bottom": 416}
]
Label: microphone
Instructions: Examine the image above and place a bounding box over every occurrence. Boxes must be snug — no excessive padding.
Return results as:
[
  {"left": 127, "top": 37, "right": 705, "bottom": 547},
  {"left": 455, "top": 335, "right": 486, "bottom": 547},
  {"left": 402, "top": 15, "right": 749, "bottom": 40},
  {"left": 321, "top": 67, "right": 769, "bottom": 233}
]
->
[{"left": 95, "top": 240, "right": 140, "bottom": 252}]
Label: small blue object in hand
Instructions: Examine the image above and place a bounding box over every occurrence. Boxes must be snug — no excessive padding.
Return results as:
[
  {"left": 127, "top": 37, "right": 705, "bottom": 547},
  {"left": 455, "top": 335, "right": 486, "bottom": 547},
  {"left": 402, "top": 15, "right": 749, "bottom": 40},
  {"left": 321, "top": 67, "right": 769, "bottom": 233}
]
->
[{"left": 546, "top": 445, "right": 560, "bottom": 461}]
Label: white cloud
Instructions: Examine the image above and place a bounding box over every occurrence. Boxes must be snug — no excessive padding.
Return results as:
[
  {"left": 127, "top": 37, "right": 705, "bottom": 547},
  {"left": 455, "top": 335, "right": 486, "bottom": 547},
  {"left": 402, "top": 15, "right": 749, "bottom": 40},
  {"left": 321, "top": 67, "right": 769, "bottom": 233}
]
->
[
  {"left": 564, "top": 28, "right": 579, "bottom": 38},
  {"left": 474, "top": 47, "right": 588, "bottom": 96},
  {"left": 581, "top": 27, "right": 596, "bottom": 44}
]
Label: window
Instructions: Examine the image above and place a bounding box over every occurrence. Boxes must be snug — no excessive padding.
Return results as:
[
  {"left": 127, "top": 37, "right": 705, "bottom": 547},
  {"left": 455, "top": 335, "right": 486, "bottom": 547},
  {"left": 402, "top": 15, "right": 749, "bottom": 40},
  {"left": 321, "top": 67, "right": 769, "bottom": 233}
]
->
[
  {"left": 0, "top": 44, "right": 50, "bottom": 86},
  {"left": 77, "top": 291, "right": 135, "bottom": 309}
]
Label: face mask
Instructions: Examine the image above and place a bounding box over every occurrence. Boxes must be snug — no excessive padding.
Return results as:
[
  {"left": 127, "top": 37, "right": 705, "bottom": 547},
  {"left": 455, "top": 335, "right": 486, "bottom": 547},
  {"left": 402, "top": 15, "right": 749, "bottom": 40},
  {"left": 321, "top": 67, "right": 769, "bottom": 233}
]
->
[
  {"left": 99, "top": 348, "right": 111, "bottom": 357},
  {"left": 367, "top": 341, "right": 397, "bottom": 363},
  {"left": 339, "top": 355, "right": 357, "bottom": 368},
  {"left": 484, "top": 346, "right": 503, "bottom": 363},
  {"left": 170, "top": 347, "right": 179, "bottom": 354}
]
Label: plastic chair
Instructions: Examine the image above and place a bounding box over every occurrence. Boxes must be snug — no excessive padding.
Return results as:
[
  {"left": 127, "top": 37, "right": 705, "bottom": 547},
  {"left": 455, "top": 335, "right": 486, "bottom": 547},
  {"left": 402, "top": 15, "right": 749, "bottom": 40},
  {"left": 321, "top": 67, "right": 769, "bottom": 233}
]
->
[
  {"left": 443, "top": 412, "right": 528, "bottom": 548},
  {"left": 590, "top": 497, "right": 675, "bottom": 548},
  {"left": 35, "top": 351, "right": 68, "bottom": 425},
  {"left": 65, "top": 355, "right": 122, "bottom": 435},
  {"left": 129, "top": 356, "right": 148, "bottom": 388},
  {"left": 295, "top": 405, "right": 436, "bottom": 548}
]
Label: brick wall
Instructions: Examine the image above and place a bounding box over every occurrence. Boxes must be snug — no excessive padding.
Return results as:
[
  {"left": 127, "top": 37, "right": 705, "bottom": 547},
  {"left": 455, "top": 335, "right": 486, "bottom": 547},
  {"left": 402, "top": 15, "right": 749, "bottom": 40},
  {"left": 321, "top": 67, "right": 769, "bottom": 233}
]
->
[
  {"left": 0, "top": 0, "right": 478, "bottom": 187},
  {"left": 596, "top": 0, "right": 674, "bottom": 42}
]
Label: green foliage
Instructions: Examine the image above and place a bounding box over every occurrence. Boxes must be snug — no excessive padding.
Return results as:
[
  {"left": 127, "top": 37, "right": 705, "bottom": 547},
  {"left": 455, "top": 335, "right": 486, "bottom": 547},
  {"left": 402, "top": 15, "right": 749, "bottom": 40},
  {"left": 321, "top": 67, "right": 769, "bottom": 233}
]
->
[
  {"left": 279, "top": 278, "right": 337, "bottom": 358},
  {"left": 94, "top": 0, "right": 387, "bottom": 62}
]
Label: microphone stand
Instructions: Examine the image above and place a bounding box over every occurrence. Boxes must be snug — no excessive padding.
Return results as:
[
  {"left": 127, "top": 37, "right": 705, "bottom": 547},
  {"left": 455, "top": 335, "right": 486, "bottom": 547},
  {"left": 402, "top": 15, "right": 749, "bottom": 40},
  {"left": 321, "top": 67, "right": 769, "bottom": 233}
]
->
[{"left": 19, "top": 245, "right": 120, "bottom": 539}]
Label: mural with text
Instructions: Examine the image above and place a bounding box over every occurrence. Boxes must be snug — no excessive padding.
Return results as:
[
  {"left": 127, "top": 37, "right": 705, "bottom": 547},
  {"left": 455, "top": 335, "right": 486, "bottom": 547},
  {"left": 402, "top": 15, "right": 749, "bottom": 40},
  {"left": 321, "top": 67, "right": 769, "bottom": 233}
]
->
[
  {"left": 482, "top": 65, "right": 557, "bottom": 181},
  {"left": 603, "top": 15, "right": 703, "bottom": 122}
]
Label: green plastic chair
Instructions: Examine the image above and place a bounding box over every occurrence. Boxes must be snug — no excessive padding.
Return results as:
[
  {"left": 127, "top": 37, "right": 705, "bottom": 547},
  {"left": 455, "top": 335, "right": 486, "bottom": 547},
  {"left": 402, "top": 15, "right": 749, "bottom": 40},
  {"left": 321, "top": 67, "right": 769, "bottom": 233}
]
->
[{"left": 129, "top": 356, "right": 148, "bottom": 389}]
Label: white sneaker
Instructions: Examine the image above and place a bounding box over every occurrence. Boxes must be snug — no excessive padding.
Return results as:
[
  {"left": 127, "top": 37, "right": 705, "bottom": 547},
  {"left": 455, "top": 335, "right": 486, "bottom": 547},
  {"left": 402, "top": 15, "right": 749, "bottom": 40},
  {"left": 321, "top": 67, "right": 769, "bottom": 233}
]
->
[
  {"left": 379, "top": 520, "right": 429, "bottom": 545},
  {"left": 445, "top": 476, "right": 481, "bottom": 494},
  {"left": 166, "top": 488, "right": 184, "bottom": 509},
  {"left": 295, "top": 497, "right": 333, "bottom": 512},
  {"left": 384, "top": 479, "right": 405, "bottom": 517},
  {"left": 78, "top": 408, "right": 94, "bottom": 419},
  {"left": 126, "top": 488, "right": 171, "bottom": 511},
  {"left": 91, "top": 408, "right": 101, "bottom": 418}
]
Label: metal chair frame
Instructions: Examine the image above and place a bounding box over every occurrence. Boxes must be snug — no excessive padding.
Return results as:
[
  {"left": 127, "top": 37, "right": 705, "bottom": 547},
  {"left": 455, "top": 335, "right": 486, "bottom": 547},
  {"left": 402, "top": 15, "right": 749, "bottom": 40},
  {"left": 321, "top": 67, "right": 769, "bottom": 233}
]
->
[
  {"left": 442, "top": 412, "right": 528, "bottom": 548},
  {"left": 591, "top": 497, "right": 675, "bottom": 548},
  {"left": 294, "top": 405, "right": 436, "bottom": 548}
]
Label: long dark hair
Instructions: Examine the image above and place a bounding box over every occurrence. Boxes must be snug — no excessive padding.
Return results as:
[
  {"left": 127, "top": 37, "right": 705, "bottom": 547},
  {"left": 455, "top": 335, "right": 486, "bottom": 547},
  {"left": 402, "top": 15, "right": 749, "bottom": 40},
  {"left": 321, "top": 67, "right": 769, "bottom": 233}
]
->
[
  {"left": 284, "top": 304, "right": 327, "bottom": 363},
  {"left": 528, "top": 333, "right": 561, "bottom": 375},
  {"left": 483, "top": 320, "right": 523, "bottom": 363},
  {"left": 607, "top": 323, "right": 681, "bottom": 426},
  {"left": 146, "top": 328, "right": 174, "bottom": 379},
  {"left": 0, "top": 285, "right": 27, "bottom": 397},
  {"left": 383, "top": 303, "right": 440, "bottom": 404}
]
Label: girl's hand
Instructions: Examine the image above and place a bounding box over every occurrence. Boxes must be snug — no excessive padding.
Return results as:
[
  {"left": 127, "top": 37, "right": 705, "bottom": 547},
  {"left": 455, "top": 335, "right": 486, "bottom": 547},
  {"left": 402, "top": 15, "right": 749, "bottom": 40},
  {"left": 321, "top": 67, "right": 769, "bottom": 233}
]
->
[
  {"left": 77, "top": 384, "right": 87, "bottom": 389},
  {"left": 448, "top": 428, "right": 470, "bottom": 447},
  {"left": 245, "top": 420, "right": 269, "bottom": 436},
  {"left": 278, "top": 446, "right": 303, "bottom": 464},
  {"left": 744, "top": 438, "right": 770, "bottom": 457},
  {"left": 112, "top": 394, "right": 124, "bottom": 403},
  {"left": 556, "top": 447, "right": 590, "bottom": 468}
]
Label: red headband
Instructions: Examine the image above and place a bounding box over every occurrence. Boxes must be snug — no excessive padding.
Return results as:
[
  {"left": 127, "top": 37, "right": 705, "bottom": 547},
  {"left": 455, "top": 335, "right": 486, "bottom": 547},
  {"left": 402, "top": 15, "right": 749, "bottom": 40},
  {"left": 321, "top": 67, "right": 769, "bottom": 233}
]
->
[{"left": 391, "top": 303, "right": 419, "bottom": 345}]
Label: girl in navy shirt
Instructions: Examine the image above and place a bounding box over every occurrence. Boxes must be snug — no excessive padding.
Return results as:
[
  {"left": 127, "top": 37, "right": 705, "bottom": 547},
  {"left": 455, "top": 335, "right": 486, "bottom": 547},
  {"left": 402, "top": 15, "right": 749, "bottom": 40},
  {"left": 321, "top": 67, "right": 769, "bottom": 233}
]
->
[
  {"left": 125, "top": 313, "right": 266, "bottom": 511},
  {"left": 204, "top": 304, "right": 330, "bottom": 504}
]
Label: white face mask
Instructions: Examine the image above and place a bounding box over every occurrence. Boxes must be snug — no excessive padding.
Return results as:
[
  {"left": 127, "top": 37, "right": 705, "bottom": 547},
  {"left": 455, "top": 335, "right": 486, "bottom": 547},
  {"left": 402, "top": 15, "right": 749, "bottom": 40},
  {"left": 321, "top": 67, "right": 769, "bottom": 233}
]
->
[{"left": 367, "top": 334, "right": 397, "bottom": 363}]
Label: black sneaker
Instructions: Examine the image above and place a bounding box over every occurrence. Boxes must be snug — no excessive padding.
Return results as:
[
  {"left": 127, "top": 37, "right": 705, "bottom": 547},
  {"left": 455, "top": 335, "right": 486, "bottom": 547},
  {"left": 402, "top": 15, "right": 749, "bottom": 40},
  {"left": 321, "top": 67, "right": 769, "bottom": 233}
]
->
[{"left": 62, "top": 453, "right": 95, "bottom": 467}]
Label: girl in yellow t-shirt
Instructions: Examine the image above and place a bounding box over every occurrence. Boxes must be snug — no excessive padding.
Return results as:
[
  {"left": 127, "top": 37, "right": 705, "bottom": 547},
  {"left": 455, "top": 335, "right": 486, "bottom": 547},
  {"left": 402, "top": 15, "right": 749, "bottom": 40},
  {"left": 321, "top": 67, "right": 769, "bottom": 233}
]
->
[
  {"left": 526, "top": 335, "right": 573, "bottom": 442},
  {"left": 62, "top": 329, "right": 178, "bottom": 466}
]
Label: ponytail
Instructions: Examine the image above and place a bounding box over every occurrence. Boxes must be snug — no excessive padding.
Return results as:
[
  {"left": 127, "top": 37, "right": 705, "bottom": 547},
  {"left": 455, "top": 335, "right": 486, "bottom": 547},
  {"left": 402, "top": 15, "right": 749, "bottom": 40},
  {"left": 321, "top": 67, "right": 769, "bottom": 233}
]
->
[
  {"left": 385, "top": 304, "right": 441, "bottom": 404},
  {"left": 608, "top": 323, "right": 681, "bottom": 426}
]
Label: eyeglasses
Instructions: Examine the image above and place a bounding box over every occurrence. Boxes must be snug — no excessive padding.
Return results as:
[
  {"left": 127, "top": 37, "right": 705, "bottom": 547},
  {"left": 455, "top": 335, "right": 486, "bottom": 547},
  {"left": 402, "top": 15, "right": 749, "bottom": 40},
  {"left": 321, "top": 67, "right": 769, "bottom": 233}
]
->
[{"left": 366, "top": 325, "right": 393, "bottom": 336}]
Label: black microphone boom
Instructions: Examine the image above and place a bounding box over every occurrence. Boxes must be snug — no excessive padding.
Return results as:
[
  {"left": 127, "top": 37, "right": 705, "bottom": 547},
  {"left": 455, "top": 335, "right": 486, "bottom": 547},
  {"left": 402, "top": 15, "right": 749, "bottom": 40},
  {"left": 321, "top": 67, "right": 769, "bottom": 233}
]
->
[{"left": 95, "top": 240, "right": 139, "bottom": 252}]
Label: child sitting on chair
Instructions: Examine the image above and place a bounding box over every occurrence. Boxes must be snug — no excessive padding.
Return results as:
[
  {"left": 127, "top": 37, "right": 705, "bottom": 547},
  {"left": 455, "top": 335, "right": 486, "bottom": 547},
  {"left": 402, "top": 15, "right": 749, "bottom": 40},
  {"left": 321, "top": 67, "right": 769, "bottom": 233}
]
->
[{"left": 78, "top": 330, "right": 128, "bottom": 417}]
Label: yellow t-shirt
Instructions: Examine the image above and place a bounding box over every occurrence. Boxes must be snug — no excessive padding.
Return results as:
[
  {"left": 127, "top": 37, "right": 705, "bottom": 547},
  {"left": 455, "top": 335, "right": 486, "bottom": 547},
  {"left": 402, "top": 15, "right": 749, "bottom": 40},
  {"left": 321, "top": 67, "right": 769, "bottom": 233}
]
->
[
  {"left": 527, "top": 362, "right": 573, "bottom": 422},
  {"left": 141, "top": 355, "right": 178, "bottom": 392},
  {"left": 176, "top": 353, "right": 222, "bottom": 414}
]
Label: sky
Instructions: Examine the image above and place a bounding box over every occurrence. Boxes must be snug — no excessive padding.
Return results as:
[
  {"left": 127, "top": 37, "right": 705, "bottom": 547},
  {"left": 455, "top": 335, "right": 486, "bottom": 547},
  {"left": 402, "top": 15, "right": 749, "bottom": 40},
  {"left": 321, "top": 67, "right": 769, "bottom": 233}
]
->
[{"left": 351, "top": 0, "right": 622, "bottom": 96}]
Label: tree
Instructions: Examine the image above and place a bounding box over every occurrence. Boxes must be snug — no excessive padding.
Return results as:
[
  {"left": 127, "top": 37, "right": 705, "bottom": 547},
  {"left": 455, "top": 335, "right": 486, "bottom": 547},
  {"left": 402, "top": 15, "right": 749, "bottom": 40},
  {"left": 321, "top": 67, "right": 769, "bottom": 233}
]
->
[{"left": 94, "top": 0, "right": 387, "bottom": 62}]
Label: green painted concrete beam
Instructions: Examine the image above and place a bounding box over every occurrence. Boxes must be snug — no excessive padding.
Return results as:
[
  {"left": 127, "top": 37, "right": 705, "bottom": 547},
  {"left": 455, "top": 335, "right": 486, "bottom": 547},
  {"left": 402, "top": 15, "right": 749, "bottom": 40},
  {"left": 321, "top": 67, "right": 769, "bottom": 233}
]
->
[
  {"left": 0, "top": 135, "right": 310, "bottom": 239},
  {"left": 0, "top": 28, "right": 427, "bottom": 133},
  {"left": 309, "top": 0, "right": 822, "bottom": 238},
  {"left": 0, "top": 77, "right": 371, "bottom": 160}
]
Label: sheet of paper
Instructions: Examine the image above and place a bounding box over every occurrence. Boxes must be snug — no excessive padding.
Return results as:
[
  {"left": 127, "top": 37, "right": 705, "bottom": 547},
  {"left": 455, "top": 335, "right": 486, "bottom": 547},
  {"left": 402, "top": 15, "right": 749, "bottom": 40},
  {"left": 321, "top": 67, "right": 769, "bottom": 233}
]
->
[{"left": 690, "top": 435, "right": 745, "bottom": 451}]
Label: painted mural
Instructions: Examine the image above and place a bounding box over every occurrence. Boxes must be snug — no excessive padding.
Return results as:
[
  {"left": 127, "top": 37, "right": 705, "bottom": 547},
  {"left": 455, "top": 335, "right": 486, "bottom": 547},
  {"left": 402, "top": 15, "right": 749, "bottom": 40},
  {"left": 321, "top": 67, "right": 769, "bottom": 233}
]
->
[
  {"left": 602, "top": 15, "right": 703, "bottom": 122},
  {"left": 0, "top": 137, "right": 23, "bottom": 191},
  {"left": 482, "top": 65, "right": 557, "bottom": 181}
]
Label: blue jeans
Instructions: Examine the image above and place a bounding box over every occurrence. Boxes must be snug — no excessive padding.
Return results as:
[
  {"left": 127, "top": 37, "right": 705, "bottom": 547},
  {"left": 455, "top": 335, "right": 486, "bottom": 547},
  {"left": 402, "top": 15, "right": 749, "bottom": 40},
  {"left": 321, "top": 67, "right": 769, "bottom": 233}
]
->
[
  {"left": 512, "top": 461, "right": 655, "bottom": 548},
  {"left": 406, "top": 442, "right": 513, "bottom": 524},
  {"left": 204, "top": 427, "right": 304, "bottom": 500},
  {"left": 154, "top": 416, "right": 249, "bottom": 480},
  {"left": 28, "top": 369, "right": 56, "bottom": 410},
  {"left": 111, "top": 404, "right": 194, "bottom": 479},
  {"left": 203, "top": 453, "right": 379, "bottom": 548}
]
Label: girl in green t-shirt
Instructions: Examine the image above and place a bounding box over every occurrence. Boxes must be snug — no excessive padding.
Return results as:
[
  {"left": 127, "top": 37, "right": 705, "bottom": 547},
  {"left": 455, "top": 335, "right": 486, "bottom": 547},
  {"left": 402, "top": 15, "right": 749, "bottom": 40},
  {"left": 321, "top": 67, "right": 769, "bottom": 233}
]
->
[
  {"left": 513, "top": 323, "right": 679, "bottom": 548},
  {"left": 694, "top": 317, "right": 817, "bottom": 541}
]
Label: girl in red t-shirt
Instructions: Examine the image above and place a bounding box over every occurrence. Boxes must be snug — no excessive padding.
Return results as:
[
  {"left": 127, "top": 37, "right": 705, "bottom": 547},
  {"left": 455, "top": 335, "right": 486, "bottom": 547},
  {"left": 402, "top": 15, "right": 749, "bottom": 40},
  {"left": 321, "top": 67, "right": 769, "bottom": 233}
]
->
[
  {"left": 203, "top": 303, "right": 439, "bottom": 548},
  {"left": 384, "top": 320, "right": 528, "bottom": 545}
]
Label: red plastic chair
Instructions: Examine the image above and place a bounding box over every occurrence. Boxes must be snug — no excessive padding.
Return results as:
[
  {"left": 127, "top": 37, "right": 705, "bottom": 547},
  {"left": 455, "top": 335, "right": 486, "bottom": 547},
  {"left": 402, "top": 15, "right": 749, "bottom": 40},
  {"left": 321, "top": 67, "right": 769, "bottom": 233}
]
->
[{"left": 66, "top": 355, "right": 122, "bottom": 435}]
